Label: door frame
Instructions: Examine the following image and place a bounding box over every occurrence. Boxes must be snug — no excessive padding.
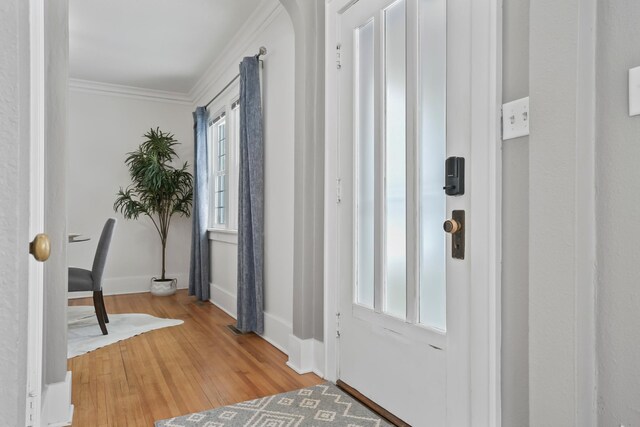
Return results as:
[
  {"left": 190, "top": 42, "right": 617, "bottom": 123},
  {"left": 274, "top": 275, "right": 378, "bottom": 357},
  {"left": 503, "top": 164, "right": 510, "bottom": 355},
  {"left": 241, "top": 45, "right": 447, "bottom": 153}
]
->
[
  {"left": 323, "top": 0, "right": 503, "bottom": 424},
  {"left": 26, "top": 0, "right": 46, "bottom": 424}
]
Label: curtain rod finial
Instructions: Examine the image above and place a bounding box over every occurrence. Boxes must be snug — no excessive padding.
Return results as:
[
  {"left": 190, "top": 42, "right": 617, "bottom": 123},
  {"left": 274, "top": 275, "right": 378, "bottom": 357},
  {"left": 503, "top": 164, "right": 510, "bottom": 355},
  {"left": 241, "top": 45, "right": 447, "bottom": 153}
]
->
[{"left": 258, "top": 46, "right": 267, "bottom": 57}]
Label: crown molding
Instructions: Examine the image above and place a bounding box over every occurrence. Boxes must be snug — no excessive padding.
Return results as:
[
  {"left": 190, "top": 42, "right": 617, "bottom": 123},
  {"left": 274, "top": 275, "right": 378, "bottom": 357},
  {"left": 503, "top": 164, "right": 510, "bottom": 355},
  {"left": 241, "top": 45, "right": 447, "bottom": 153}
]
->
[
  {"left": 189, "top": 0, "right": 284, "bottom": 105},
  {"left": 68, "top": 0, "right": 284, "bottom": 107},
  {"left": 68, "top": 78, "right": 193, "bottom": 105}
]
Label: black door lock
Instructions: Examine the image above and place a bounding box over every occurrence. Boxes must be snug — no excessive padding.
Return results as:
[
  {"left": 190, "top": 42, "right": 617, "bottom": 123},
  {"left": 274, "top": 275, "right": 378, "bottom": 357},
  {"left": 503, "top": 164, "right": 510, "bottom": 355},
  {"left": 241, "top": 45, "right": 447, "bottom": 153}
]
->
[{"left": 443, "top": 157, "right": 465, "bottom": 196}]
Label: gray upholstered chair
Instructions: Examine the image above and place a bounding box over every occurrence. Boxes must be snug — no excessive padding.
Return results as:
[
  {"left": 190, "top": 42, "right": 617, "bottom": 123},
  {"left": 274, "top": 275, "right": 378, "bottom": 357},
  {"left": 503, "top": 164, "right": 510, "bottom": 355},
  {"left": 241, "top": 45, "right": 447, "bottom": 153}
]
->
[{"left": 69, "top": 218, "right": 116, "bottom": 335}]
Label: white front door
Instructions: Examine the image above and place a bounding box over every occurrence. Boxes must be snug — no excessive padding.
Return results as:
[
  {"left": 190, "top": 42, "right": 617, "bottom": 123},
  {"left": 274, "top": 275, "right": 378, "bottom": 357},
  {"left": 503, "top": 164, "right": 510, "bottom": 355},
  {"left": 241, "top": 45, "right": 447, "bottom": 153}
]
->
[{"left": 326, "top": 0, "right": 500, "bottom": 425}]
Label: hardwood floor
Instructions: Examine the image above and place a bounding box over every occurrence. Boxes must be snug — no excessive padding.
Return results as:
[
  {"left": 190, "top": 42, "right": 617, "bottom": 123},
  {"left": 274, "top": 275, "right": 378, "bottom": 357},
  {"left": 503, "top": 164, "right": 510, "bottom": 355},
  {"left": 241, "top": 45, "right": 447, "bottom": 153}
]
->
[{"left": 68, "top": 290, "right": 322, "bottom": 426}]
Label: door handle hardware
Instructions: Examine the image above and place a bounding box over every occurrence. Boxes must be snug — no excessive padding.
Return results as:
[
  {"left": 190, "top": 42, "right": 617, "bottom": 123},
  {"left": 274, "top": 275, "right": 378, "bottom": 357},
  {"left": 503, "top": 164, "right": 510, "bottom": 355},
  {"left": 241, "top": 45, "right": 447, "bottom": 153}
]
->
[
  {"left": 29, "top": 233, "right": 51, "bottom": 262},
  {"left": 443, "top": 219, "right": 462, "bottom": 234},
  {"left": 443, "top": 210, "right": 465, "bottom": 260}
]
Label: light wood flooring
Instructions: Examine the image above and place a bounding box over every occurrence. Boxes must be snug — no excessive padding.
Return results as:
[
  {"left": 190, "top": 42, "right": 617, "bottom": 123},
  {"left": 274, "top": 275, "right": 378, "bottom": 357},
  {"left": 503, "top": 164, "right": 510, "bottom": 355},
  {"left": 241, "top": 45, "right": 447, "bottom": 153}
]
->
[{"left": 68, "top": 290, "right": 322, "bottom": 426}]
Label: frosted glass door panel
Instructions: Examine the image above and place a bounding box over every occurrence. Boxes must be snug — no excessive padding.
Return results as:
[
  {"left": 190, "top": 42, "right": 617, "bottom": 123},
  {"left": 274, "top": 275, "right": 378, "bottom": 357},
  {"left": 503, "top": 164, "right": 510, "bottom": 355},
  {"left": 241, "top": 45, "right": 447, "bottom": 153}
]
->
[
  {"left": 355, "top": 20, "right": 375, "bottom": 308},
  {"left": 383, "top": 0, "right": 407, "bottom": 319},
  {"left": 349, "top": 0, "right": 447, "bottom": 328},
  {"left": 418, "top": 0, "right": 447, "bottom": 330}
]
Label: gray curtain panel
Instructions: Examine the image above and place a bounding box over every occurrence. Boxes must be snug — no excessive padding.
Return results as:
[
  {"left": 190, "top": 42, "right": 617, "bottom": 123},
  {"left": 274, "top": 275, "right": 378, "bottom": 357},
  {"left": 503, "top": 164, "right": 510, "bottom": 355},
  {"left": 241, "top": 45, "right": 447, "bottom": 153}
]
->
[
  {"left": 237, "top": 56, "right": 264, "bottom": 334},
  {"left": 189, "top": 106, "right": 210, "bottom": 301}
]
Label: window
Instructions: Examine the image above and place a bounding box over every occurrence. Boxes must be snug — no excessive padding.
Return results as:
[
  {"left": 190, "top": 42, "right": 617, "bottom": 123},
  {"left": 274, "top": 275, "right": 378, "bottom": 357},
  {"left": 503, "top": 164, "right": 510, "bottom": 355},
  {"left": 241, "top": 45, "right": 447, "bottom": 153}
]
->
[
  {"left": 353, "top": 0, "right": 447, "bottom": 331},
  {"left": 211, "top": 112, "right": 227, "bottom": 226},
  {"left": 383, "top": 0, "right": 407, "bottom": 319},
  {"left": 208, "top": 98, "right": 240, "bottom": 230}
]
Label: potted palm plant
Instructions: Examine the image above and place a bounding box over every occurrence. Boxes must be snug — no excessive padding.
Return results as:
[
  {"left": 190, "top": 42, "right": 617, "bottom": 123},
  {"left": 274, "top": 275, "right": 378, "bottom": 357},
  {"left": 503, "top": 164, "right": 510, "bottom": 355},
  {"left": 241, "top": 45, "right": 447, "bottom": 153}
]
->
[{"left": 114, "top": 128, "right": 193, "bottom": 296}]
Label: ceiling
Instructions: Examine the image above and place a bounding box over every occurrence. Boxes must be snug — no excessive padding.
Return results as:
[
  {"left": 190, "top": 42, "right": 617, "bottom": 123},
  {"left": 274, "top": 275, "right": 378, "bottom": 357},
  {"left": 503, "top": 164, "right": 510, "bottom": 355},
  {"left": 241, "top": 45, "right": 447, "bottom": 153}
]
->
[{"left": 69, "top": 0, "right": 264, "bottom": 93}]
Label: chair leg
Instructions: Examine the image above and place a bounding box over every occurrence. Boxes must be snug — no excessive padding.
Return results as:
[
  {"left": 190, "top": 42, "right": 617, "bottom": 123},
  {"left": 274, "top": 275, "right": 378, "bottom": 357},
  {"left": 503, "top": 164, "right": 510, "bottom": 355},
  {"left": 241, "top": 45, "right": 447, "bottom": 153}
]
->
[
  {"left": 93, "top": 291, "right": 108, "bottom": 335},
  {"left": 99, "top": 291, "right": 109, "bottom": 323}
]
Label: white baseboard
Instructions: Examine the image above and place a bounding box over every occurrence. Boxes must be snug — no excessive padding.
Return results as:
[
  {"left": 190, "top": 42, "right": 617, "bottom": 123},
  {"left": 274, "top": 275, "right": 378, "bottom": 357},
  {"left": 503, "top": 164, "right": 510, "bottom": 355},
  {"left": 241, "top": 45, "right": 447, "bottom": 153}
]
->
[
  {"left": 286, "top": 335, "right": 325, "bottom": 378},
  {"left": 262, "top": 312, "right": 293, "bottom": 355},
  {"left": 209, "top": 282, "right": 292, "bottom": 357},
  {"left": 68, "top": 273, "right": 188, "bottom": 299},
  {"left": 42, "top": 371, "right": 74, "bottom": 426},
  {"left": 209, "top": 283, "right": 237, "bottom": 318},
  {"left": 314, "top": 338, "right": 325, "bottom": 377}
]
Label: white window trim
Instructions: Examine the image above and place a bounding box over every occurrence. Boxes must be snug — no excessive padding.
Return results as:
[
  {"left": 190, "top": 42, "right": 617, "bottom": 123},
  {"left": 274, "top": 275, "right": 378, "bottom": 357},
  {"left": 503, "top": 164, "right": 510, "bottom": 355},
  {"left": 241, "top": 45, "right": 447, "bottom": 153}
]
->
[
  {"left": 207, "top": 83, "right": 240, "bottom": 232},
  {"left": 208, "top": 228, "right": 238, "bottom": 244},
  {"left": 228, "top": 98, "right": 240, "bottom": 231}
]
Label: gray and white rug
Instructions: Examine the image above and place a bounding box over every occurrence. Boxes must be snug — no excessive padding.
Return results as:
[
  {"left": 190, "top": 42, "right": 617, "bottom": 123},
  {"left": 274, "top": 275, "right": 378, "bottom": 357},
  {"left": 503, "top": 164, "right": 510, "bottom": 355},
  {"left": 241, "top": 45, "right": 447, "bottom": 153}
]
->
[
  {"left": 68, "top": 305, "right": 184, "bottom": 358},
  {"left": 155, "top": 383, "right": 393, "bottom": 427}
]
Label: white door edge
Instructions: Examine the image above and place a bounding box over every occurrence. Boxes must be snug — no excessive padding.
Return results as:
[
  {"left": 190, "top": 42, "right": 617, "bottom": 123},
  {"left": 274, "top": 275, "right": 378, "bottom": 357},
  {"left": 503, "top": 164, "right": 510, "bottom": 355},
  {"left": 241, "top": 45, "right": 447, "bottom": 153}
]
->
[
  {"left": 26, "top": 0, "right": 46, "bottom": 425},
  {"left": 323, "top": 0, "right": 342, "bottom": 384},
  {"left": 322, "top": 0, "right": 502, "bottom": 424}
]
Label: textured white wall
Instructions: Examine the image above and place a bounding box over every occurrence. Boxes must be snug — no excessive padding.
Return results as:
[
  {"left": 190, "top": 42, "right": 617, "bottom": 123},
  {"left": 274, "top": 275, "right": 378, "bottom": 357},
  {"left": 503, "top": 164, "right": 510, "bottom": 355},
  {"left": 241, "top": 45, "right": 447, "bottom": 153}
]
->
[
  {"left": 197, "top": 6, "right": 296, "bottom": 352},
  {"left": 596, "top": 1, "right": 640, "bottom": 425},
  {"left": 0, "top": 0, "right": 30, "bottom": 424},
  {"left": 67, "top": 91, "right": 193, "bottom": 295},
  {"left": 260, "top": 10, "right": 295, "bottom": 334},
  {"left": 529, "top": 0, "right": 585, "bottom": 424}
]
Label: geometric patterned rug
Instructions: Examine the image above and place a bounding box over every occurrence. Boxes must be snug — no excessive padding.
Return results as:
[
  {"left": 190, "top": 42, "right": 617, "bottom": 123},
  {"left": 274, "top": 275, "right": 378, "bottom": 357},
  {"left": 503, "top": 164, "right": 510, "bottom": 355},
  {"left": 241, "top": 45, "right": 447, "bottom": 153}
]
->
[{"left": 154, "top": 383, "right": 394, "bottom": 427}]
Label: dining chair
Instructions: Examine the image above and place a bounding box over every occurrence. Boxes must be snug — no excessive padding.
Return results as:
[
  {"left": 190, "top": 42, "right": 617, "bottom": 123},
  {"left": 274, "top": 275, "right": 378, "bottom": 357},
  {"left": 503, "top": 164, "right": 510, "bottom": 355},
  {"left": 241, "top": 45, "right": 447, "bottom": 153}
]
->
[{"left": 68, "top": 218, "right": 116, "bottom": 335}]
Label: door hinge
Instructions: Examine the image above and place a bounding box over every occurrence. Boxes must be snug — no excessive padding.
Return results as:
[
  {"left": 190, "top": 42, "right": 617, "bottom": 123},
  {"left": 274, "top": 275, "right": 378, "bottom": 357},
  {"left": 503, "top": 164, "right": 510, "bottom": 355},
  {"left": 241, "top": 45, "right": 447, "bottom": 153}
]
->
[
  {"left": 336, "top": 312, "right": 341, "bottom": 338},
  {"left": 336, "top": 44, "right": 342, "bottom": 69},
  {"left": 26, "top": 395, "right": 36, "bottom": 427},
  {"left": 336, "top": 178, "right": 342, "bottom": 204}
]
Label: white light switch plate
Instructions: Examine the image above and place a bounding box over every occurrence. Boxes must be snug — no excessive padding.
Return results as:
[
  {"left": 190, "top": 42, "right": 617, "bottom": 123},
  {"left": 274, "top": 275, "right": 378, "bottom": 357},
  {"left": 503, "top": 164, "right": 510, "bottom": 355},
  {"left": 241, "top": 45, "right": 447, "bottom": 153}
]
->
[
  {"left": 629, "top": 66, "right": 640, "bottom": 116},
  {"left": 502, "top": 97, "right": 530, "bottom": 140}
]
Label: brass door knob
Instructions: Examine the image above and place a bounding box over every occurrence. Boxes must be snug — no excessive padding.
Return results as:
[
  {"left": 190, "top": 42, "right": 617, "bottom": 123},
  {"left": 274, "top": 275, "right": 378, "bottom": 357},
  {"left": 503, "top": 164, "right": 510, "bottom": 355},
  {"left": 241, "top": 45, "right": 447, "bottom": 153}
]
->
[
  {"left": 443, "top": 219, "right": 462, "bottom": 234},
  {"left": 29, "top": 233, "right": 51, "bottom": 262}
]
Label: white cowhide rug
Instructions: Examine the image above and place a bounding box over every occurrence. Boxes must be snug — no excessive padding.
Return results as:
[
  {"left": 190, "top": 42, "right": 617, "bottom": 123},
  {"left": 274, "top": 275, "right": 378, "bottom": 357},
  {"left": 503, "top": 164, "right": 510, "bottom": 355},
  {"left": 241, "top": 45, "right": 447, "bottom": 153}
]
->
[{"left": 67, "top": 305, "right": 183, "bottom": 358}]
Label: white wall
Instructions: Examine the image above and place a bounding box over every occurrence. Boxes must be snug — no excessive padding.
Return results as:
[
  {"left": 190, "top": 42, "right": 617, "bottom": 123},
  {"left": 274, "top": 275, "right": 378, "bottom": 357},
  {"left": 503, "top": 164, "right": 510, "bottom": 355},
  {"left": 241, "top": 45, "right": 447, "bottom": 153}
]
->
[
  {"left": 529, "top": 0, "right": 597, "bottom": 424},
  {"left": 194, "top": 2, "right": 296, "bottom": 354},
  {"left": 280, "top": 0, "right": 325, "bottom": 345},
  {"left": 596, "top": 1, "right": 640, "bottom": 425},
  {"left": 67, "top": 90, "right": 193, "bottom": 296},
  {"left": 0, "top": 0, "right": 31, "bottom": 424}
]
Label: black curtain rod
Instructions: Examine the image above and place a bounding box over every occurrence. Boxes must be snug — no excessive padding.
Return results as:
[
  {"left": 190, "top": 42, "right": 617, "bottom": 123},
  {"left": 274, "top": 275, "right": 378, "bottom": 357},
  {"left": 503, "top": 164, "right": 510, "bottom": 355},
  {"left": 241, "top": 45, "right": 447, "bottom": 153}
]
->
[{"left": 204, "top": 46, "right": 267, "bottom": 109}]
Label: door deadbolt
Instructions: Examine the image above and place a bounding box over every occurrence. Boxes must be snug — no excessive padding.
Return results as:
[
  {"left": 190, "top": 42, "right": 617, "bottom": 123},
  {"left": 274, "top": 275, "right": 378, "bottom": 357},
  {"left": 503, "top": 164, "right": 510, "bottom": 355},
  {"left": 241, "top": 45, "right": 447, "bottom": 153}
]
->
[
  {"left": 29, "top": 233, "right": 51, "bottom": 262},
  {"left": 443, "top": 157, "right": 465, "bottom": 196},
  {"left": 443, "top": 210, "right": 465, "bottom": 260}
]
